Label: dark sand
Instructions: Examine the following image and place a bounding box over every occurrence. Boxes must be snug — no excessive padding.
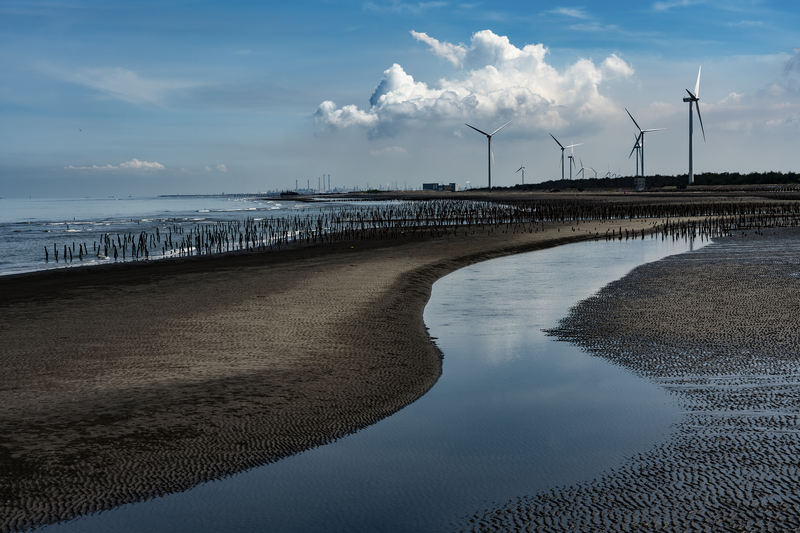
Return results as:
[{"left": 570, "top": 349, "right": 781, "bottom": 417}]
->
[
  {"left": 0, "top": 217, "right": 662, "bottom": 532},
  {"left": 456, "top": 228, "right": 800, "bottom": 532}
]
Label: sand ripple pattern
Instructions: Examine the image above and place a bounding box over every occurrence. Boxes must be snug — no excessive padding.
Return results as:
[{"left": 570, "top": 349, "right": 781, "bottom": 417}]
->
[
  {"left": 0, "top": 220, "right": 605, "bottom": 532},
  {"left": 453, "top": 228, "right": 800, "bottom": 532}
]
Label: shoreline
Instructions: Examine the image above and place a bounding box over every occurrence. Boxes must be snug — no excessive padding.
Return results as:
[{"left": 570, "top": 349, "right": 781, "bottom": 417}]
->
[
  {"left": 1, "top": 219, "right": 660, "bottom": 531},
  {"left": 458, "top": 227, "right": 800, "bottom": 531}
]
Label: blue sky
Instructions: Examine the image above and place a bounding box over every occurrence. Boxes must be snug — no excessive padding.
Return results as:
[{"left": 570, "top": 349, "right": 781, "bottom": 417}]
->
[{"left": 2, "top": 0, "right": 800, "bottom": 196}]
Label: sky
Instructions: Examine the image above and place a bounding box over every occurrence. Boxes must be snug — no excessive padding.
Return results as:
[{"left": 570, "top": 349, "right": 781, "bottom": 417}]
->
[{"left": 2, "top": 0, "right": 800, "bottom": 197}]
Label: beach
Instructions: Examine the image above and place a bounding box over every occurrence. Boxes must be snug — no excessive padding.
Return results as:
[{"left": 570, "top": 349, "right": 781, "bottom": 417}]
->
[
  {"left": 0, "top": 213, "right": 661, "bottom": 531},
  {"left": 2, "top": 192, "right": 800, "bottom": 531}
]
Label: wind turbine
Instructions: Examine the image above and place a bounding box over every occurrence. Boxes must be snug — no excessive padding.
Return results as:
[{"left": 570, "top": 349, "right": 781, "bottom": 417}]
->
[
  {"left": 683, "top": 66, "right": 706, "bottom": 185},
  {"left": 465, "top": 121, "right": 510, "bottom": 189},
  {"left": 516, "top": 163, "right": 526, "bottom": 185},
  {"left": 576, "top": 158, "right": 586, "bottom": 179},
  {"left": 625, "top": 109, "right": 666, "bottom": 177},
  {"left": 550, "top": 134, "right": 583, "bottom": 181},
  {"left": 629, "top": 134, "right": 641, "bottom": 176},
  {"left": 590, "top": 166, "right": 598, "bottom": 179}
]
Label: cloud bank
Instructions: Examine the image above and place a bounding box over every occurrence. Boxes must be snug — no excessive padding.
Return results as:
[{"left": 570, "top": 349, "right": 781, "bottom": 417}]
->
[
  {"left": 65, "top": 158, "right": 165, "bottom": 171},
  {"left": 315, "top": 30, "right": 634, "bottom": 137}
]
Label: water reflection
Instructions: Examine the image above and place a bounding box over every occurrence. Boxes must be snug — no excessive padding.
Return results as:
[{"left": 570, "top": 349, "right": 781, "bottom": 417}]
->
[{"left": 46, "top": 237, "right": 703, "bottom": 533}]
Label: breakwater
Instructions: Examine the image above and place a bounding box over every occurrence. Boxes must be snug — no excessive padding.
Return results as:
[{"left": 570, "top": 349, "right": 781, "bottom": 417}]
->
[{"left": 34, "top": 198, "right": 800, "bottom": 266}]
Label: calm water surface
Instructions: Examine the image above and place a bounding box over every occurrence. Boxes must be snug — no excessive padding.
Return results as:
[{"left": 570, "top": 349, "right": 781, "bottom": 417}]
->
[{"left": 44, "top": 236, "right": 705, "bottom": 533}]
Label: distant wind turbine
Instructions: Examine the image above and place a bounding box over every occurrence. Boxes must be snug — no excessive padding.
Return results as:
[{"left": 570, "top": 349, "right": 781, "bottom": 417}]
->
[
  {"left": 576, "top": 158, "right": 586, "bottom": 179},
  {"left": 516, "top": 163, "right": 526, "bottom": 185},
  {"left": 465, "top": 121, "right": 510, "bottom": 189},
  {"left": 625, "top": 109, "right": 666, "bottom": 177},
  {"left": 683, "top": 66, "right": 706, "bottom": 185},
  {"left": 550, "top": 134, "right": 583, "bottom": 181},
  {"left": 590, "top": 166, "right": 598, "bottom": 179}
]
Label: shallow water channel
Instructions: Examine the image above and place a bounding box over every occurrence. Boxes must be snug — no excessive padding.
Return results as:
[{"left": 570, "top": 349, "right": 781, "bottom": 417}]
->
[{"left": 45, "top": 236, "right": 704, "bottom": 533}]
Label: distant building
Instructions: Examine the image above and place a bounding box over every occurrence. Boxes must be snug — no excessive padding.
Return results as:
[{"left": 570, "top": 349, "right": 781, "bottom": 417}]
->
[
  {"left": 634, "top": 178, "right": 646, "bottom": 191},
  {"left": 423, "top": 183, "right": 459, "bottom": 192}
]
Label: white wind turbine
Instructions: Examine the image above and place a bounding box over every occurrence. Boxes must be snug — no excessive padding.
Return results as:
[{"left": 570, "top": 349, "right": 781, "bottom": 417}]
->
[
  {"left": 576, "top": 158, "right": 586, "bottom": 179},
  {"left": 516, "top": 163, "right": 526, "bottom": 185},
  {"left": 625, "top": 109, "right": 666, "bottom": 177},
  {"left": 550, "top": 134, "right": 583, "bottom": 181},
  {"left": 590, "top": 166, "right": 598, "bottom": 179},
  {"left": 465, "top": 121, "right": 511, "bottom": 189},
  {"left": 683, "top": 66, "right": 706, "bottom": 184}
]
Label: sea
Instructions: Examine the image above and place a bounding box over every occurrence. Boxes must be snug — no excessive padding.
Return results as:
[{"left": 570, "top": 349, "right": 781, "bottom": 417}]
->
[{"left": 0, "top": 196, "right": 368, "bottom": 277}]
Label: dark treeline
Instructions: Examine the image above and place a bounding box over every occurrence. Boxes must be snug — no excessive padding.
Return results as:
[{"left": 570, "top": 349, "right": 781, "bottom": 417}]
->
[
  {"left": 503, "top": 171, "right": 800, "bottom": 191},
  {"left": 42, "top": 198, "right": 800, "bottom": 264}
]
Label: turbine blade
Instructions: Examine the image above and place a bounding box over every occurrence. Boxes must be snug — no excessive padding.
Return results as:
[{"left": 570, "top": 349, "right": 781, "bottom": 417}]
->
[
  {"left": 516, "top": 166, "right": 523, "bottom": 173},
  {"left": 565, "top": 143, "right": 584, "bottom": 149},
  {"left": 643, "top": 128, "right": 667, "bottom": 132},
  {"left": 465, "top": 123, "right": 489, "bottom": 136},
  {"left": 695, "top": 66, "right": 701, "bottom": 98},
  {"left": 625, "top": 108, "right": 642, "bottom": 132},
  {"left": 629, "top": 134, "right": 641, "bottom": 159},
  {"left": 695, "top": 101, "right": 706, "bottom": 142},
  {"left": 491, "top": 121, "right": 511, "bottom": 136},
  {"left": 686, "top": 88, "right": 697, "bottom": 100},
  {"left": 549, "top": 133, "right": 564, "bottom": 149}
]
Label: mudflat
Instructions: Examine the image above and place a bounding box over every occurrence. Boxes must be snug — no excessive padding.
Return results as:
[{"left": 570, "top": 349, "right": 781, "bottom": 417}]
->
[
  {"left": 458, "top": 228, "right": 800, "bottom": 532},
  {"left": 1, "top": 217, "right": 655, "bottom": 531}
]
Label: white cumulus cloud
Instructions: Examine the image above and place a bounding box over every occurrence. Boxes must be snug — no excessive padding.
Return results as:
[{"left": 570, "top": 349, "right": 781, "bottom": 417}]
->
[
  {"left": 216, "top": 164, "right": 227, "bottom": 172},
  {"left": 410, "top": 30, "right": 467, "bottom": 67},
  {"left": 205, "top": 166, "right": 213, "bottom": 172},
  {"left": 315, "top": 30, "right": 634, "bottom": 137},
  {"left": 601, "top": 54, "right": 635, "bottom": 79},
  {"left": 65, "top": 158, "right": 165, "bottom": 171}
]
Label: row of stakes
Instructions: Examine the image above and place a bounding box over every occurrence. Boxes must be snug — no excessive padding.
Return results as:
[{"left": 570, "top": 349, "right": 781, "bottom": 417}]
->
[{"left": 43, "top": 198, "right": 800, "bottom": 263}]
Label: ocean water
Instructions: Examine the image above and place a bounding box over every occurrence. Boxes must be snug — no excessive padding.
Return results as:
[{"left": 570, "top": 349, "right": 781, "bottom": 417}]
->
[
  {"left": 0, "top": 196, "right": 365, "bottom": 276},
  {"left": 41, "top": 234, "right": 706, "bottom": 533}
]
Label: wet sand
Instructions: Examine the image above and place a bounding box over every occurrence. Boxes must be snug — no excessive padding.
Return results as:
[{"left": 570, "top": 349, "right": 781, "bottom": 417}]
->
[
  {"left": 0, "top": 218, "right": 660, "bottom": 532},
  {"left": 457, "top": 228, "right": 800, "bottom": 532}
]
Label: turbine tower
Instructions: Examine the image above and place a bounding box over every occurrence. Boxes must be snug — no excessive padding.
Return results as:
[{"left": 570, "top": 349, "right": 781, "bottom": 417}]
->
[
  {"left": 625, "top": 109, "right": 666, "bottom": 177},
  {"left": 516, "top": 163, "right": 526, "bottom": 185},
  {"left": 550, "top": 134, "right": 583, "bottom": 181},
  {"left": 465, "top": 121, "right": 510, "bottom": 189},
  {"left": 568, "top": 149, "right": 575, "bottom": 180},
  {"left": 590, "top": 166, "right": 598, "bottom": 179},
  {"left": 683, "top": 66, "right": 706, "bottom": 185}
]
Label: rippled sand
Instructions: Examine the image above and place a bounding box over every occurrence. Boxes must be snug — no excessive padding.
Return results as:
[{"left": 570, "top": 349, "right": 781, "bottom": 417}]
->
[
  {"left": 1, "top": 217, "right": 650, "bottom": 532},
  {"left": 456, "top": 228, "right": 800, "bottom": 532}
]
